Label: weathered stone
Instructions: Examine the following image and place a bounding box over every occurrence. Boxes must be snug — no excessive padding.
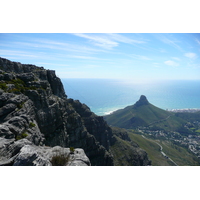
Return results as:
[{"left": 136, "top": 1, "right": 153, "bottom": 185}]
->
[
  {"left": 0, "top": 103, "right": 17, "bottom": 117},
  {"left": 0, "top": 138, "right": 90, "bottom": 166},
  {"left": 16, "top": 73, "right": 35, "bottom": 82}
]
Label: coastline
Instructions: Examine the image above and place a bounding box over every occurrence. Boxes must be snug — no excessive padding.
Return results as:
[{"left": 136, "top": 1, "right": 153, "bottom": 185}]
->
[
  {"left": 103, "top": 108, "right": 200, "bottom": 116},
  {"left": 169, "top": 108, "right": 200, "bottom": 113},
  {"left": 62, "top": 79, "right": 200, "bottom": 116}
]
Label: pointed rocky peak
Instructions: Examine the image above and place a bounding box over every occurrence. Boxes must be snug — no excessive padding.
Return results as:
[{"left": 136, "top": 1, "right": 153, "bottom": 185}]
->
[{"left": 134, "top": 95, "right": 149, "bottom": 107}]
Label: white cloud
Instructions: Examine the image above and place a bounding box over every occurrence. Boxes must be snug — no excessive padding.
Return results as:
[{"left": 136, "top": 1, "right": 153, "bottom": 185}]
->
[
  {"left": 107, "top": 33, "right": 145, "bottom": 44},
  {"left": 73, "top": 33, "right": 146, "bottom": 50},
  {"left": 195, "top": 38, "right": 200, "bottom": 45},
  {"left": 15, "top": 39, "right": 108, "bottom": 55},
  {"left": 0, "top": 49, "right": 38, "bottom": 58},
  {"left": 67, "top": 55, "right": 98, "bottom": 60},
  {"left": 73, "top": 33, "right": 118, "bottom": 49},
  {"left": 164, "top": 60, "right": 179, "bottom": 67},
  {"left": 156, "top": 34, "right": 182, "bottom": 51},
  {"left": 184, "top": 52, "right": 197, "bottom": 59}
]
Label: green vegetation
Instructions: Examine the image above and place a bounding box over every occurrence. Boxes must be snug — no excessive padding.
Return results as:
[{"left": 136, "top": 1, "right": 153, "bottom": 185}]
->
[
  {"left": 110, "top": 127, "right": 151, "bottom": 166},
  {"left": 0, "top": 78, "right": 44, "bottom": 94},
  {"left": 160, "top": 141, "right": 200, "bottom": 166},
  {"left": 128, "top": 131, "right": 173, "bottom": 166},
  {"left": 16, "top": 131, "right": 28, "bottom": 141},
  {"left": 51, "top": 154, "right": 69, "bottom": 166},
  {"left": 70, "top": 147, "right": 75, "bottom": 154},
  {"left": 105, "top": 96, "right": 200, "bottom": 165},
  {"left": 17, "top": 102, "right": 25, "bottom": 109},
  {"left": 128, "top": 131, "right": 200, "bottom": 166},
  {"left": 29, "top": 122, "right": 36, "bottom": 128},
  {"left": 196, "top": 129, "right": 200, "bottom": 134},
  {"left": 110, "top": 135, "right": 146, "bottom": 166},
  {"left": 175, "top": 111, "right": 200, "bottom": 122},
  {"left": 104, "top": 100, "right": 186, "bottom": 131},
  {"left": 0, "top": 82, "right": 8, "bottom": 91}
]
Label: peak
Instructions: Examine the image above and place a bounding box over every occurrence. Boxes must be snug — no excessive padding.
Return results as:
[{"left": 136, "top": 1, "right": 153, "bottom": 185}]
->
[
  {"left": 139, "top": 95, "right": 148, "bottom": 101},
  {"left": 134, "top": 95, "right": 149, "bottom": 107}
]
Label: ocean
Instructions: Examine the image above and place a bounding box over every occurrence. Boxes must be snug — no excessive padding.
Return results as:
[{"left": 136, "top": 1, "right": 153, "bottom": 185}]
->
[{"left": 61, "top": 79, "right": 200, "bottom": 116}]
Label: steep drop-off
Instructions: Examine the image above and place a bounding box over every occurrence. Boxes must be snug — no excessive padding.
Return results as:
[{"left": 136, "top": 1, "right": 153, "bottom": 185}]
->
[{"left": 0, "top": 57, "right": 151, "bottom": 166}]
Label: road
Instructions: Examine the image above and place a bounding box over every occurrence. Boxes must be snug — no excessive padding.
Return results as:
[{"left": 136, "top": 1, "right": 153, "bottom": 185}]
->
[
  {"left": 147, "top": 115, "right": 173, "bottom": 126},
  {"left": 141, "top": 135, "right": 178, "bottom": 166}
]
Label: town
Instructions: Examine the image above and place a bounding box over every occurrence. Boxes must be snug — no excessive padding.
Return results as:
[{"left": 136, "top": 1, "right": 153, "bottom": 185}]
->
[{"left": 137, "top": 120, "right": 200, "bottom": 158}]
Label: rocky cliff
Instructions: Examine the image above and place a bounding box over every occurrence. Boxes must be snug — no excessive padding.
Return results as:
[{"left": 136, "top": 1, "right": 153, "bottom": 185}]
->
[{"left": 0, "top": 57, "right": 151, "bottom": 166}]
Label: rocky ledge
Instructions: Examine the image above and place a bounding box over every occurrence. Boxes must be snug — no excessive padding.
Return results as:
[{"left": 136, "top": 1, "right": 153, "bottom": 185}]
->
[{"left": 0, "top": 138, "right": 90, "bottom": 166}]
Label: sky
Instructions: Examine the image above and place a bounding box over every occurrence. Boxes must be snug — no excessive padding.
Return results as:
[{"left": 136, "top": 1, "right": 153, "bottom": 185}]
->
[{"left": 0, "top": 33, "right": 200, "bottom": 81}]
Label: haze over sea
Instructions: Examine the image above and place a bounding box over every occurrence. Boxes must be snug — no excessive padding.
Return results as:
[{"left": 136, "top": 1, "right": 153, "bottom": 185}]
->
[{"left": 62, "top": 79, "right": 200, "bottom": 116}]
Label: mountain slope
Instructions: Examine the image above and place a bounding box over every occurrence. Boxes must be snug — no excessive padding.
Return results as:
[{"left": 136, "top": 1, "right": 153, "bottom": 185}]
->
[
  {"left": 110, "top": 127, "right": 151, "bottom": 166},
  {"left": 104, "top": 95, "right": 186, "bottom": 131}
]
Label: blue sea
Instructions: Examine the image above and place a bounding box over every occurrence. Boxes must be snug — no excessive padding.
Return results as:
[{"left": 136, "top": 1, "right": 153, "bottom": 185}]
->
[{"left": 61, "top": 79, "right": 200, "bottom": 116}]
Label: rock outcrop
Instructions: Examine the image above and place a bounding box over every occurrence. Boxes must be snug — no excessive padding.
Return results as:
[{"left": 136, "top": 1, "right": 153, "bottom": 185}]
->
[
  {"left": 0, "top": 138, "right": 90, "bottom": 166},
  {"left": 0, "top": 57, "right": 151, "bottom": 166},
  {"left": 134, "top": 95, "right": 149, "bottom": 107}
]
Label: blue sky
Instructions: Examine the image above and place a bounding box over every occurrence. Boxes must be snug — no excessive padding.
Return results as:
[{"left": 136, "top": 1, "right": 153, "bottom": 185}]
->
[{"left": 0, "top": 33, "right": 200, "bottom": 81}]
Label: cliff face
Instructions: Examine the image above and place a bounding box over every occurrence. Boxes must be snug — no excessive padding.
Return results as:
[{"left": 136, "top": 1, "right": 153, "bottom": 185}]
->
[
  {"left": 0, "top": 57, "right": 113, "bottom": 165},
  {"left": 0, "top": 57, "right": 151, "bottom": 166}
]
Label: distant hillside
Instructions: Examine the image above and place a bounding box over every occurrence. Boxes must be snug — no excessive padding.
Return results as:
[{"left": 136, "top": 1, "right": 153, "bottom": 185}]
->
[
  {"left": 104, "top": 95, "right": 186, "bottom": 131},
  {"left": 127, "top": 131, "right": 200, "bottom": 166}
]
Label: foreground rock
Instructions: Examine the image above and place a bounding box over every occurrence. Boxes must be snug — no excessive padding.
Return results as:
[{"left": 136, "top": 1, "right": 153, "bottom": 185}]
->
[{"left": 0, "top": 138, "right": 90, "bottom": 166}]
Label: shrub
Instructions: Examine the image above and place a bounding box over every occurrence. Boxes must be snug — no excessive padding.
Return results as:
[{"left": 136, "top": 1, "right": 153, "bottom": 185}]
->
[
  {"left": 70, "top": 147, "right": 75, "bottom": 154},
  {"left": 51, "top": 154, "right": 69, "bottom": 166},
  {"left": 0, "top": 82, "right": 8, "bottom": 91},
  {"left": 29, "top": 122, "right": 36, "bottom": 128},
  {"left": 17, "top": 102, "right": 24, "bottom": 109},
  {"left": 16, "top": 131, "right": 28, "bottom": 140}
]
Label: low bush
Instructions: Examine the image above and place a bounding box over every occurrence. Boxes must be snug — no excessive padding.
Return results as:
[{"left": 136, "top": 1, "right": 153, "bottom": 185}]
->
[
  {"left": 0, "top": 82, "right": 8, "bottom": 91},
  {"left": 16, "top": 131, "right": 28, "bottom": 140},
  {"left": 51, "top": 154, "right": 69, "bottom": 166},
  {"left": 29, "top": 122, "right": 36, "bottom": 128}
]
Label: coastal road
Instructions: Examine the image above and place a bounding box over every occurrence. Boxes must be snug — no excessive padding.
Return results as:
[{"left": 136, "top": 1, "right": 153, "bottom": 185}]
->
[{"left": 141, "top": 135, "right": 178, "bottom": 166}]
